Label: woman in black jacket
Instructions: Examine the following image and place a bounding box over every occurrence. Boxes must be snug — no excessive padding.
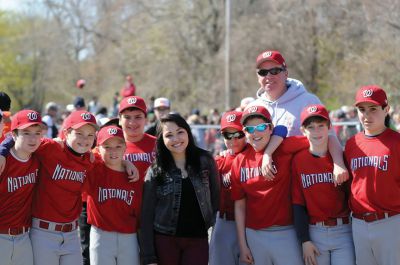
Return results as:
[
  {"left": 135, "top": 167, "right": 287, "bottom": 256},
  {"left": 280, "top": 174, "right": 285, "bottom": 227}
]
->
[{"left": 140, "top": 113, "right": 219, "bottom": 265}]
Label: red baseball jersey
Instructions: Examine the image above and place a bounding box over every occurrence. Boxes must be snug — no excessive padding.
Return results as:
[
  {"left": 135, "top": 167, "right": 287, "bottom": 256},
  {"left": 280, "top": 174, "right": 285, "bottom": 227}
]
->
[
  {"left": 291, "top": 149, "right": 350, "bottom": 223},
  {"left": 32, "top": 138, "right": 93, "bottom": 223},
  {"left": 344, "top": 129, "right": 400, "bottom": 214},
  {"left": 215, "top": 148, "right": 249, "bottom": 217},
  {"left": 230, "top": 136, "right": 308, "bottom": 229},
  {"left": 0, "top": 151, "right": 40, "bottom": 229},
  {"left": 123, "top": 133, "right": 156, "bottom": 181},
  {"left": 85, "top": 162, "right": 141, "bottom": 233}
]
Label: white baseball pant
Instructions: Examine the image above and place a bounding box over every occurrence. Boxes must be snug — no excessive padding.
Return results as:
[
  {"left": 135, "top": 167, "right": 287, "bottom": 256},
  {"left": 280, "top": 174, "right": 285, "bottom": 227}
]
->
[
  {"left": 352, "top": 214, "right": 400, "bottom": 265},
  {"left": 0, "top": 232, "right": 33, "bottom": 265},
  {"left": 89, "top": 226, "right": 140, "bottom": 265}
]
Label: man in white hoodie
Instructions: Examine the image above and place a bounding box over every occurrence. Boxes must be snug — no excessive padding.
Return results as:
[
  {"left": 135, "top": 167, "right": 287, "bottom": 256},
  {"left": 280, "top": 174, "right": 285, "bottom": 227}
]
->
[
  {"left": 249, "top": 50, "right": 348, "bottom": 185},
  {"left": 250, "top": 50, "right": 320, "bottom": 136}
]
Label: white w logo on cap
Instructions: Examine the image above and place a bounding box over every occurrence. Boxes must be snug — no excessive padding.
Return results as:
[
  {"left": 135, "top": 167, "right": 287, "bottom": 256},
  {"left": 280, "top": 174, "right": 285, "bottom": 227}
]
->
[
  {"left": 80, "top": 113, "right": 92, "bottom": 121},
  {"left": 248, "top": 106, "right": 258, "bottom": 113},
  {"left": 108, "top": 128, "right": 118, "bottom": 135},
  {"left": 226, "top": 114, "right": 236, "bottom": 122},
  {"left": 127, "top": 98, "right": 137, "bottom": 104},
  {"left": 262, "top": 51, "right": 272, "bottom": 58},
  {"left": 363, "top": 89, "right": 373, "bottom": 97},
  {"left": 27, "top": 112, "right": 38, "bottom": 121},
  {"left": 308, "top": 106, "right": 318, "bottom": 113}
]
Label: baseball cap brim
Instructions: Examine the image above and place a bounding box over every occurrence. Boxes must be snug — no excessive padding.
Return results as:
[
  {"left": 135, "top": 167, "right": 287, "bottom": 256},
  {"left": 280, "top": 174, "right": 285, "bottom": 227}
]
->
[
  {"left": 240, "top": 113, "right": 271, "bottom": 124},
  {"left": 118, "top": 106, "right": 147, "bottom": 115},
  {"left": 71, "top": 122, "right": 99, "bottom": 130},
  {"left": 97, "top": 134, "right": 124, "bottom": 146},
  {"left": 301, "top": 114, "right": 329, "bottom": 125},
  {"left": 354, "top": 98, "right": 383, "bottom": 106},
  {"left": 221, "top": 124, "right": 243, "bottom": 131},
  {"left": 15, "top": 122, "right": 45, "bottom": 130},
  {"left": 256, "top": 58, "right": 282, "bottom": 68}
]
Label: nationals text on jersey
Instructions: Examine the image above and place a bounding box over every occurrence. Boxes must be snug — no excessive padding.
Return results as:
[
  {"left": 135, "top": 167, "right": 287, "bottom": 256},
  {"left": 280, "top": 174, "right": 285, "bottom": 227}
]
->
[
  {"left": 350, "top": 155, "right": 389, "bottom": 171},
  {"left": 222, "top": 172, "right": 232, "bottom": 188},
  {"left": 52, "top": 164, "right": 86, "bottom": 183},
  {"left": 7, "top": 169, "right": 39, "bottom": 192},
  {"left": 98, "top": 187, "right": 134, "bottom": 205},
  {"left": 240, "top": 166, "right": 262, "bottom": 182},
  {"left": 301, "top": 172, "right": 333, "bottom": 189},
  {"left": 124, "top": 152, "right": 155, "bottom": 163}
]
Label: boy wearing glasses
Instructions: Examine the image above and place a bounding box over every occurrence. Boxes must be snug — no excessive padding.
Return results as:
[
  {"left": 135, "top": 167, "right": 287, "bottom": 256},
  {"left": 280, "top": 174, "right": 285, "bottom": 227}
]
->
[
  {"left": 248, "top": 50, "right": 348, "bottom": 194},
  {"left": 210, "top": 110, "right": 288, "bottom": 265},
  {"left": 209, "top": 111, "right": 247, "bottom": 265},
  {"left": 231, "top": 105, "right": 308, "bottom": 265},
  {"left": 292, "top": 104, "right": 355, "bottom": 265}
]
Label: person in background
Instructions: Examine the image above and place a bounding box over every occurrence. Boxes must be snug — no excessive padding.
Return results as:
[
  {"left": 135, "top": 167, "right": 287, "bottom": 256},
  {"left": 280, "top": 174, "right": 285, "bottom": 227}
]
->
[
  {"left": 140, "top": 113, "right": 219, "bottom": 265},
  {"left": 236, "top": 97, "right": 255, "bottom": 112},
  {"left": 145, "top": 97, "right": 171, "bottom": 136},
  {"left": 42, "top": 102, "right": 59, "bottom": 139},
  {"left": 73, "top": 96, "right": 86, "bottom": 111},
  {"left": 120, "top": 75, "right": 136, "bottom": 98},
  {"left": 187, "top": 109, "right": 206, "bottom": 149},
  {"left": 88, "top": 96, "right": 100, "bottom": 114},
  {"left": 0, "top": 92, "right": 12, "bottom": 142},
  {"left": 95, "top": 107, "right": 109, "bottom": 127}
]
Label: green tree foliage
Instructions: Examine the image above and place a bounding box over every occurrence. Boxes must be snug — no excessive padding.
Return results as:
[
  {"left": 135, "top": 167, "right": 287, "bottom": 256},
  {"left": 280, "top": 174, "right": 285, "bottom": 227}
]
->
[{"left": 0, "top": 12, "right": 37, "bottom": 111}]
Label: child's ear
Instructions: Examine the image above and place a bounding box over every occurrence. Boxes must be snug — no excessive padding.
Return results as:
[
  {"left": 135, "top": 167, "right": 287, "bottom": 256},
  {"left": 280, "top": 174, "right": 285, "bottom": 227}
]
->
[
  {"left": 300, "top": 126, "right": 307, "bottom": 136},
  {"left": 11, "top": 131, "right": 18, "bottom": 141}
]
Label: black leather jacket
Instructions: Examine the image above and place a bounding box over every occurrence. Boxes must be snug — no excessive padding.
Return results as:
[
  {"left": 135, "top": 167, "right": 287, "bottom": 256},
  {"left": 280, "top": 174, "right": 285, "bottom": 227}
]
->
[{"left": 139, "top": 153, "right": 219, "bottom": 264}]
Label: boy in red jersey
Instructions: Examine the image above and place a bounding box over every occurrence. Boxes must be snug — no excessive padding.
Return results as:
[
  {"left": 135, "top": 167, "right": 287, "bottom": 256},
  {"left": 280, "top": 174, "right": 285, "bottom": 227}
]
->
[
  {"left": 231, "top": 105, "right": 308, "bottom": 265},
  {"left": 292, "top": 104, "right": 355, "bottom": 265},
  {"left": 0, "top": 110, "right": 99, "bottom": 265},
  {"left": 0, "top": 110, "right": 43, "bottom": 265},
  {"left": 85, "top": 125, "right": 141, "bottom": 265},
  {"left": 344, "top": 85, "right": 400, "bottom": 265},
  {"left": 209, "top": 110, "right": 248, "bottom": 265},
  {"left": 118, "top": 96, "right": 156, "bottom": 182}
]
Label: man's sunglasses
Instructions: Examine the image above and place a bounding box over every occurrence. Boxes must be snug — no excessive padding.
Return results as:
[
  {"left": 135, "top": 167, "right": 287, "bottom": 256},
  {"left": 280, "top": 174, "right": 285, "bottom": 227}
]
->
[
  {"left": 221, "top": 131, "right": 246, "bottom": 140},
  {"left": 243, "top": 123, "right": 271, "bottom": 134},
  {"left": 257, "top": 67, "right": 285, "bottom": 77}
]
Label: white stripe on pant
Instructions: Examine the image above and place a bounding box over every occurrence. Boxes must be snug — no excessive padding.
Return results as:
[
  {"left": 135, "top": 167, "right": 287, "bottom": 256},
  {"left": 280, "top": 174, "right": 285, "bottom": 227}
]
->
[
  {"left": 89, "top": 226, "right": 140, "bottom": 265},
  {"left": 245, "top": 225, "right": 303, "bottom": 265},
  {"left": 0, "top": 232, "right": 33, "bottom": 265}
]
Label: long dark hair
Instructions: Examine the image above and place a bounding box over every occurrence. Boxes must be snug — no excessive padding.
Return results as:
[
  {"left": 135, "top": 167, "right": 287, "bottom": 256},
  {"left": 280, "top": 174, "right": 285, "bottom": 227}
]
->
[{"left": 152, "top": 113, "right": 208, "bottom": 182}]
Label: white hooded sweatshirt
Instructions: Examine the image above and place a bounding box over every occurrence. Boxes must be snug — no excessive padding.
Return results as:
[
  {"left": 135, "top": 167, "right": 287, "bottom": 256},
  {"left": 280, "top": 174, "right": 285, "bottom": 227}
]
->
[{"left": 248, "top": 78, "right": 321, "bottom": 136}]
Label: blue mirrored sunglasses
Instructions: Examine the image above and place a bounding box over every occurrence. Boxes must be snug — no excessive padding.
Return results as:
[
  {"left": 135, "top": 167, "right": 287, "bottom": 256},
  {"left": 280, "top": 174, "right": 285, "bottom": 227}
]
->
[{"left": 243, "top": 123, "right": 270, "bottom": 134}]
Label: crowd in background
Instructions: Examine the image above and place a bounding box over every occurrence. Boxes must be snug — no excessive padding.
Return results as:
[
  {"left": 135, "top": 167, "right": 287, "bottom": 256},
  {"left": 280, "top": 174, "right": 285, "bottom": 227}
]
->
[
  {"left": 2, "top": 79, "right": 399, "bottom": 156},
  {"left": 11, "top": 89, "right": 400, "bottom": 157}
]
